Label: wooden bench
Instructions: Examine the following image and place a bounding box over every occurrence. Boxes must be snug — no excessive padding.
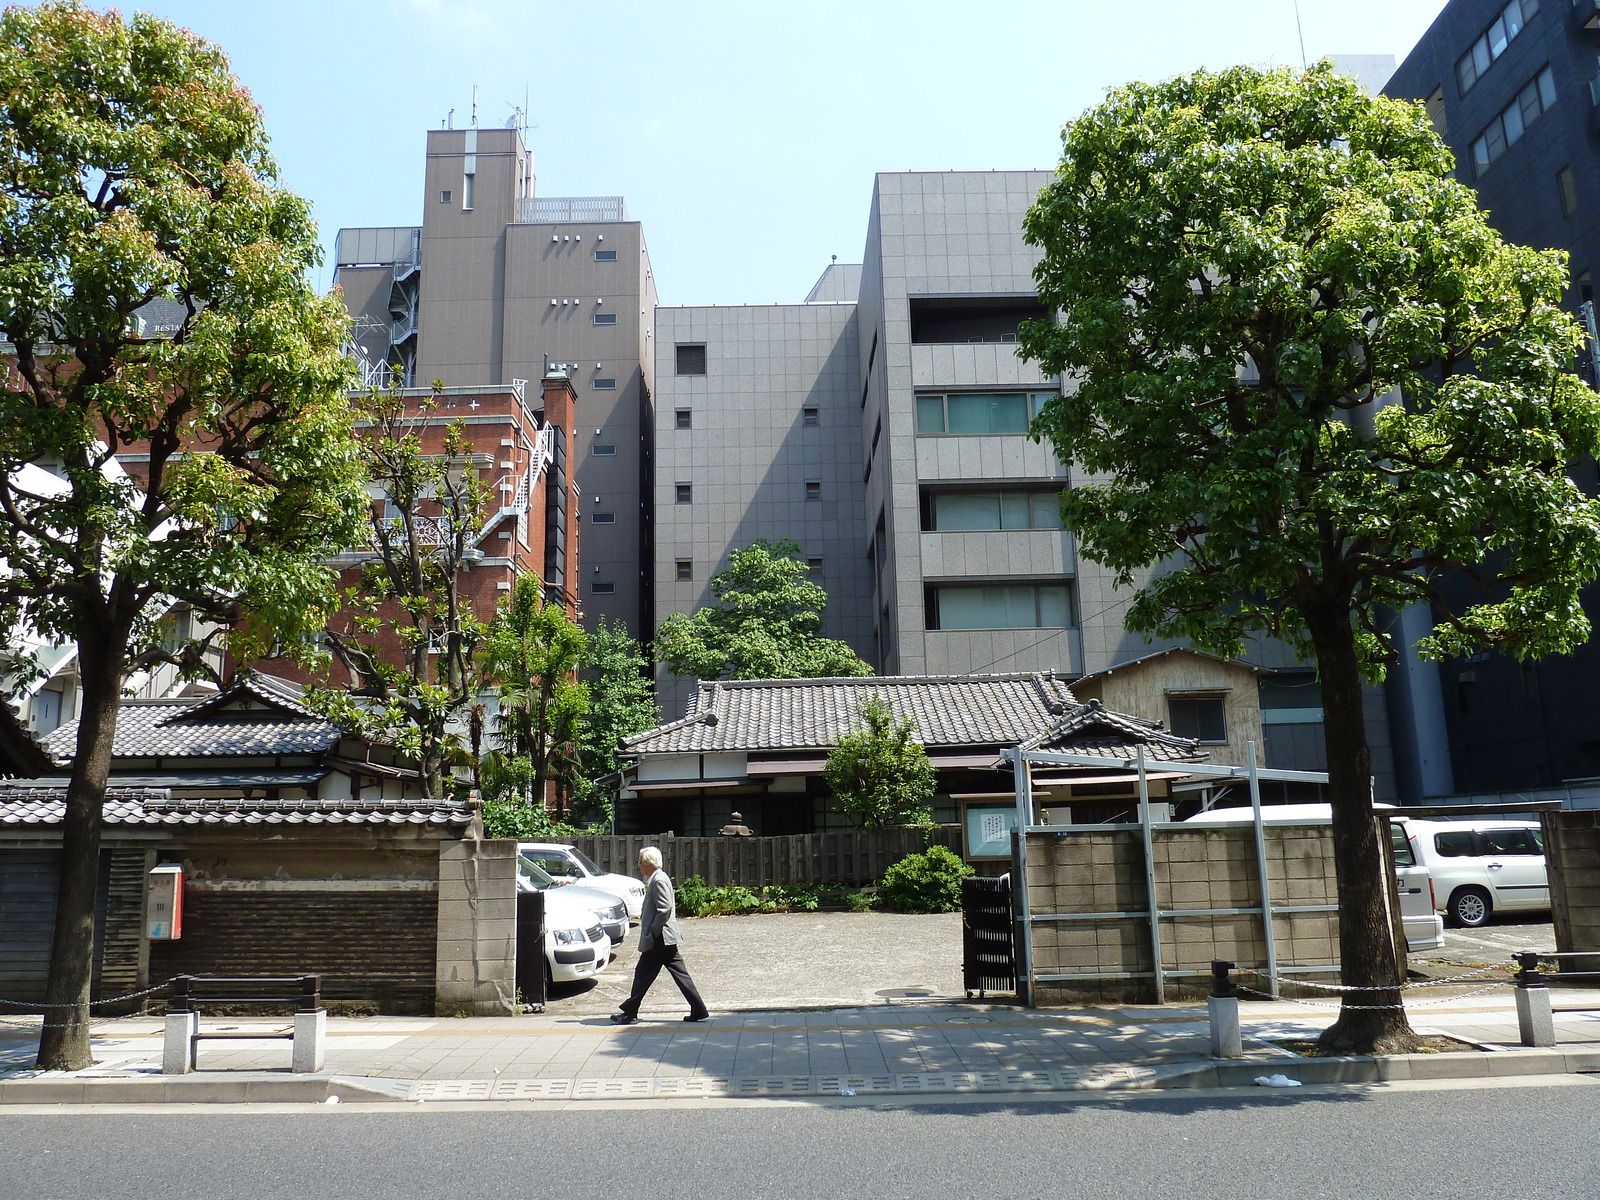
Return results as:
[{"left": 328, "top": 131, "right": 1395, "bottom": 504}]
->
[{"left": 162, "top": 974, "right": 326, "bottom": 1074}]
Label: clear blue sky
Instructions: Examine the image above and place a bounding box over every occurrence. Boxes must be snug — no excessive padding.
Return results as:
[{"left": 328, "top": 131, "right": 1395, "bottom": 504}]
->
[{"left": 103, "top": 0, "right": 1447, "bottom": 305}]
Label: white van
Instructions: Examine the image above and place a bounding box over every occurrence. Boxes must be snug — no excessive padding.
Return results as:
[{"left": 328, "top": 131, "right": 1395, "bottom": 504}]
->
[
  {"left": 1183, "top": 804, "right": 1446, "bottom": 952},
  {"left": 1396, "top": 819, "right": 1548, "bottom": 929}
]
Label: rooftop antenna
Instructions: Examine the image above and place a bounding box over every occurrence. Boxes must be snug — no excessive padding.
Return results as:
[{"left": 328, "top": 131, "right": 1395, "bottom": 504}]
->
[
  {"left": 1292, "top": 0, "right": 1308, "bottom": 69},
  {"left": 471, "top": 85, "right": 478, "bottom": 129}
]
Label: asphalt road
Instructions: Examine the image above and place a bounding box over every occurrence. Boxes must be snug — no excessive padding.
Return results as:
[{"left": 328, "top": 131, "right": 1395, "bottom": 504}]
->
[
  {"left": 5, "top": 1079, "right": 1598, "bottom": 1199},
  {"left": 1413, "top": 917, "right": 1555, "bottom": 972}
]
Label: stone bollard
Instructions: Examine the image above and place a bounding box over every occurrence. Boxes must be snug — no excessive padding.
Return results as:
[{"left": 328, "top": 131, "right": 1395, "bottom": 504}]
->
[
  {"left": 1515, "top": 952, "right": 1556, "bottom": 1048},
  {"left": 162, "top": 1011, "right": 196, "bottom": 1074},
  {"left": 292, "top": 1008, "right": 327, "bottom": 1073},
  {"left": 1208, "top": 959, "right": 1244, "bottom": 1059}
]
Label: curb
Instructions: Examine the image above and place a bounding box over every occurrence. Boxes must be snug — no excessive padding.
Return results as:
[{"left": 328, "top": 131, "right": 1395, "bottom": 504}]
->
[
  {"left": 0, "top": 1073, "right": 409, "bottom": 1106},
  {"left": 2, "top": 1048, "right": 1596, "bottom": 1105}
]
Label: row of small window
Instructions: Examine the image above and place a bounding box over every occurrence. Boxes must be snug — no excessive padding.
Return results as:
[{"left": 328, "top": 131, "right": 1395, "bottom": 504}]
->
[
  {"left": 915, "top": 391, "right": 1054, "bottom": 436},
  {"left": 1456, "top": 0, "right": 1536, "bottom": 96},
  {"left": 1471, "top": 65, "right": 1556, "bottom": 177},
  {"left": 671, "top": 481, "right": 824, "bottom": 503},
  {"left": 669, "top": 408, "right": 817, "bottom": 429}
]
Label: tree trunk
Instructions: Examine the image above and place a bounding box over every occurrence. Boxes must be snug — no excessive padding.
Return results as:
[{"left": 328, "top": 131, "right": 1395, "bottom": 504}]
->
[
  {"left": 35, "top": 637, "right": 125, "bottom": 1071},
  {"left": 1306, "top": 604, "right": 1420, "bottom": 1055}
]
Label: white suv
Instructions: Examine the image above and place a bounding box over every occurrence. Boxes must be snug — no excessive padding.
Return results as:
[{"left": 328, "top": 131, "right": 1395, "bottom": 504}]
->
[
  {"left": 1397, "top": 819, "right": 1549, "bottom": 929},
  {"left": 519, "top": 841, "right": 647, "bottom": 920}
]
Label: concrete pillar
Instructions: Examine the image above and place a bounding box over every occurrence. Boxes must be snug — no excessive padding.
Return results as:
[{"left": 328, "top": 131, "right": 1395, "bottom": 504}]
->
[
  {"left": 1208, "top": 995, "right": 1244, "bottom": 1058},
  {"left": 162, "top": 1012, "right": 196, "bottom": 1074},
  {"left": 292, "top": 1009, "right": 327, "bottom": 1072},
  {"left": 435, "top": 836, "right": 518, "bottom": 1016},
  {"left": 1516, "top": 985, "right": 1556, "bottom": 1048}
]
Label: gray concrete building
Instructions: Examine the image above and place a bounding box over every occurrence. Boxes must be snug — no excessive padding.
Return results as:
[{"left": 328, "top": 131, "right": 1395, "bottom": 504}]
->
[
  {"left": 334, "top": 126, "right": 656, "bottom": 638},
  {"left": 652, "top": 169, "right": 1397, "bottom": 800}
]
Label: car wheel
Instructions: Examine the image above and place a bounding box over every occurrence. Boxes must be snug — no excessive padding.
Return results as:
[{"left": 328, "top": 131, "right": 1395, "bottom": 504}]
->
[{"left": 1449, "top": 886, "right": 1492, "bottom": 928}]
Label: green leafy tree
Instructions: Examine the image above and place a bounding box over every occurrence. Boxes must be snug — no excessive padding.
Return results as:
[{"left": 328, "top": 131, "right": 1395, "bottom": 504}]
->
[
  {"left": 308, "top": 385, "right": 490, "bottom": 797},
  {"left": 1018, "top": 63, "right": 1600, "bottom": 1054},
  {"left": 878, "top": 845, "right": 972, "bottom": 913},
  {"left": 479, "top": 574, "right": 588, "bottom": 818},
  {"left": 573, "top": 617, "right": 660, "bottom": 828},
  {"left": 0, "top": 4, "right": 369, "bottom": 1069},
  {"left": 824, "top": 696, "right": 936, "bottom": 830},
  {"left": 655, "top": 538, "right": 872, "bottom": 681}
]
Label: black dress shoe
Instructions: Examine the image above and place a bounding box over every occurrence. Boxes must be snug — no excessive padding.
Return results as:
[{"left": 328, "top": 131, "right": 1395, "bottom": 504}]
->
[
  {"left": 684, "top": 1011, "right": 710, "bottom": 1023},
  {"left": 611, "top": 1013, "right": 638, "bottom": 1025}
]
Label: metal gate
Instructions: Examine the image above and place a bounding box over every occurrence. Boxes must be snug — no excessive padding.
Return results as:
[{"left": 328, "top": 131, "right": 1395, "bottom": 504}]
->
[
  {"left": 961, "top": 876, "right": 1015, "bottom": 998},
  {"left": 515, "top": 890, "right": 546, "bottom": 1012}
]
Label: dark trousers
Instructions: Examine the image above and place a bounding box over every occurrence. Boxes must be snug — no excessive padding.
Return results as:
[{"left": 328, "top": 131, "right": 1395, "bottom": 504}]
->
[{"left": 619, "top": 942, "right": 706, "bottom": 1017}]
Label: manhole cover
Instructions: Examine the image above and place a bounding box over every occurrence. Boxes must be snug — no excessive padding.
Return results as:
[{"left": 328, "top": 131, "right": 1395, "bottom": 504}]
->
[
  {"left": 945, "top": 1016, "right": 993, "bottom": 1024},
  {"left": 874, "top": 987, "right": 933, "bottom": 999}
]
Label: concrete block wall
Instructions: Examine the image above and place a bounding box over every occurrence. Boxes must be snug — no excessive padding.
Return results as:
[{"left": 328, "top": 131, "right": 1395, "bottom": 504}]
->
[
  {"left": 1548, "top": 811, "right": 1600, "bottom": 964},
  {"left": 434, "top": 837, "right": 518, "bottom": 1017},
  {"left": 1024, "top": 824, "right": 1339, "bottom": 1005}
]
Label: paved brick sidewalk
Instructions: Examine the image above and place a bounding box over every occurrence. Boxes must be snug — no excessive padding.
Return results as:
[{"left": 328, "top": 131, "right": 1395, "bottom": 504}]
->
[{"left": 4, "top": 990, "right": 1600, "bottom": 1103}]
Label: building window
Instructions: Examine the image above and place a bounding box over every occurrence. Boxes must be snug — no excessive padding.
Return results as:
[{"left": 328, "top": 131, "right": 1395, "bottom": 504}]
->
[
  {"left": 592, "top": 443, "right": 616, "bottom": 456},
  {"left": 674, "top": 409, "right": 692, "bottom": 430},
  {"left": 675, "top": 482, "right": 692, "bottom": 504},
  {"left": 1425, "top": 86, "right": 1447, "bottom": 138},
  {"left": 593, "top": 312, "right": 617, "bottom": 325},
  {"left": 1559, "top": 166, "right": 1579, "bottom": 217},
  {"left": 462, "top": 173, "right": 475, "bottom": 211},
  {"left": 33, "top": 688, "right": 63, "bottom": 735},
  {"left": 920, "top": 488, "right": 1063, "bottom": 532},
  {"left": 807, "top": 557, "right": 823, "bottom": 574},
  {"left": 1455, "top": 0, "right": 1537, "bottom": 96},
  {"left": 590, "top": 581, "right": 615, "bottom": 595},
  {"left": 925, "top": 583, "right": 1073, "bottom": 630},
  {"left": 594, "top": 378, "right": 616, "bottom": 389},
  {"left": 1471, "top": 66, "right": 1556, "bottom": 176},
  {"left": 592, "top": 512, "right": 616, "bottom": 524},
  {"left": 802, "top": 407, "right": 820, "bottom": 426},
  {"left": 440, "top": 190, "right": 452, "bottom": 204},
  {"left": 675, "top": 559, "right": 693, "bottom": 581},
  {"left": 804, "top": 481, "right": 821, "bottom": 501},
  {"left": 594, "top": 249, "right": 618, "bottom": 261},
  {"left": 1168, "top": 693, "right": 1227, "bottom": 744},
  {"left": 915, "top": 391, "right": 1054, "bottom": 435},
  {"left": 676, "top": 343, "right": 707, "bottom": 375}
]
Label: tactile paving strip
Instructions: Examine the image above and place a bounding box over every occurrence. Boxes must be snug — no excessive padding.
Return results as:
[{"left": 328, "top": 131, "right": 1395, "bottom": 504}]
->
[{"left": 405, "top": 1064, "right": 1172, "bottom": 1102}]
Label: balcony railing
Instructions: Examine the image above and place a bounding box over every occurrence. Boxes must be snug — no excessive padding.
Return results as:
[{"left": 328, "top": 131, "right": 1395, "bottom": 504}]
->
[{"left": 515, "top": 196, "right": 626, "bottom": 223}]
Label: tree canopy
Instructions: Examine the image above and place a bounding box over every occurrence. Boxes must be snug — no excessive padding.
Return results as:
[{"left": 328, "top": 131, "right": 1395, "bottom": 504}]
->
[
  {"left": 574, "top": 617, "right": 659, "bottom": 828},
  {"left": 654, "top": 538, "right": 872, "bottom": 681},
  {"left": 0, "top": 2, "right": 368, "bottom": 1069},
  {"left": 1018, "top": 63, "right": 1600, "bottom": 1054},
  {"left": 824, "top": 696, "right": 936, "bottom": 830}
]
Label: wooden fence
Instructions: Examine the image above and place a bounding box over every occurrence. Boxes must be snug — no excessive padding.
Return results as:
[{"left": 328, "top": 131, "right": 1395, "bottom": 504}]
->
[{"left": 570, "top": 827, "right": 963, "bottom": 888}]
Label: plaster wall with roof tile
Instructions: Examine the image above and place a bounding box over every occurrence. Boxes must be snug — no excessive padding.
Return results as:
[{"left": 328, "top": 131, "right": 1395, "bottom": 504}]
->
[{"left": 1070, "top": 650, "right": 1267, "bottom": 775}]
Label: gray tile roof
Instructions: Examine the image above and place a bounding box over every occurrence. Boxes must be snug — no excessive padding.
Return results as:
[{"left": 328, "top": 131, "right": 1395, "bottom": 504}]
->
[
  {"left": 40, "top": 675, "right": 340, "bottom": 765},
  {"left": 0, "top": 787, "right": 473, "bottom": 827},
  {"left": 1019, "top": 698, "right": 1202, "bottom": 763},
  {"left": 620, "top": 673, "right": 1199, "bottom": 762}
]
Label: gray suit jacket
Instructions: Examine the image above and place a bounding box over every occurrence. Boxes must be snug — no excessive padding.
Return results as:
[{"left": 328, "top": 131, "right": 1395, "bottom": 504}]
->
[{"left": 638, "top": 869, "right": 681, "bottom": 952}]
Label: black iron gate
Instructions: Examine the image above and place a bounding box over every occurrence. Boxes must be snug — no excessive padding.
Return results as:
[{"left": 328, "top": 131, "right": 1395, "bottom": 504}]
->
[
  {"left": 515, "top": 890, "right": 547, "bottom": 1012},
  {"left": 961, "top": 876, "right": 1015, "bottom": 998}
]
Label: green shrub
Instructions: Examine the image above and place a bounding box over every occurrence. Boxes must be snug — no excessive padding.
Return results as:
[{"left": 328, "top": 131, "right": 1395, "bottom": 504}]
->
[
  {"left": 674, "top": 877, "right": 827, "bottom": 917},
  {"left": 845, "top": 889, "right": 877, "bottom": 913},
  {"left": 877, "top": 845, "right": 972, "bottom": 913}
]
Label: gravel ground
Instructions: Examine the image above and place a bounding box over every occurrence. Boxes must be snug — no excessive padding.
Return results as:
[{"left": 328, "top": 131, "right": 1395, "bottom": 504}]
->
[{"left": 543, "top": 909, "right": 969, "bottom": 1017}]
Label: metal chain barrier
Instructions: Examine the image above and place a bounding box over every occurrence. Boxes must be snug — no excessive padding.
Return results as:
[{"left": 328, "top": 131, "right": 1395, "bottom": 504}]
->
[
  {"left": 0, "top": 983, "right": 172, "bottom": 1032},
  {"left": 1233, "top": 962, "right": 1516, "bottom": 1011}
]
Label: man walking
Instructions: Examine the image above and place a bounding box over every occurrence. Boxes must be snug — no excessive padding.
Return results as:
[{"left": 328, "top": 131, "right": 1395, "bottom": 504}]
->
[{"left": 612, "top": 846, "right": 709, "bottom": 1024}]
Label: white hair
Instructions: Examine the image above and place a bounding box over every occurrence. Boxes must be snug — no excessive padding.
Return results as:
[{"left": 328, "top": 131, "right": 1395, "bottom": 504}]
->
[{"left": 638, "top": 846, "right": 663, "bottom": 869}]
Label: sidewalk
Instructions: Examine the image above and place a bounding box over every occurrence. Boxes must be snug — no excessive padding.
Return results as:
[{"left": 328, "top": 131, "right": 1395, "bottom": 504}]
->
[{"left": 4, "top": 988, "right": 1599, "bottom": 1105}]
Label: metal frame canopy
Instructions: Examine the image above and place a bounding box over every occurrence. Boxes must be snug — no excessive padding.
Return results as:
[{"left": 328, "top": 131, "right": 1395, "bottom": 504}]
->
[{"left": 1000, "top": 743, "right": 1334, "bottom": 1005}]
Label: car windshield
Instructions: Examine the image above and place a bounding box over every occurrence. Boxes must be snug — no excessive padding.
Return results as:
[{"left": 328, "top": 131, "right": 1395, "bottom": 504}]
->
[
  {"left": 571, "top": 848, "right": 603, "bottom": 875},
  {"left": 517, "top": 855, "right": 558, "bottom": 888}
]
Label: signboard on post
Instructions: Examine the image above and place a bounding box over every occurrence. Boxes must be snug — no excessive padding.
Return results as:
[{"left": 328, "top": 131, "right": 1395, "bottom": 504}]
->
[{"left": 145, "top": 863, "right": 184, "bottom": 939}]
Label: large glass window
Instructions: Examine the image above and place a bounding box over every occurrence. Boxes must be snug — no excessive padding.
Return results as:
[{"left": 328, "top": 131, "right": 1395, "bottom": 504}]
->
[
  {"left": 1456, "top": 0, "right": 1537, "bottom": 95},
  {"left": 916, "top": 391, "right": 1055, "bottom": 435},
  {"left": 1168, "top": 693, "right": 1227, "bottom": 743},
  {"left": 926, "top": 583, "right": 1073, "bottom": 630},
  {"left": 1471, "top": 66, "right": 1556, "bottom": 176},
  {"left": 922, "top": 489, "right": 1063, "bottom": 531}
]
